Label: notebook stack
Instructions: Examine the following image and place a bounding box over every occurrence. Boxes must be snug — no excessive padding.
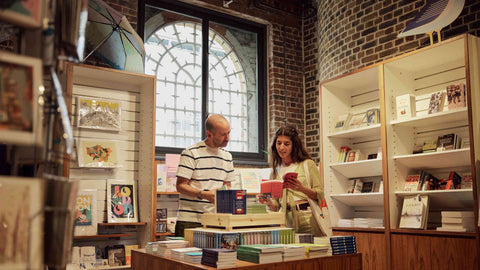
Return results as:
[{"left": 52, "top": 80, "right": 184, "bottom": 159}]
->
[
  {"left": 236, "top": 244, "right": 283, "bottom": 264},
  {"left": 184, "top": 252, "right": 202, "bottom": 264},
  {"left": 201, "top": 248, "right": 237, "bottom": 269},
  {"left": 145, "top": 242, "right": 159, "bottom": 255},
  {"left": 295, "top": 233, "right": 314, "bottom": 243},
  {"left": 278, "top": 245, "right": 305, "bottom": 261},
  {"left": 171, "top": 247, "right": 202, "bottom": 261},
  {"left": 436, "top": 211, "right": 475, "bottom": 232},
  {"left": 353, "top": 218, "right": 384, "bottom": 228},
  {"left": 330, "top": 236, "right": 357, "bottom": 255},
  {"left": 157, "top": 240, "right": 189, "bottom": 257}
]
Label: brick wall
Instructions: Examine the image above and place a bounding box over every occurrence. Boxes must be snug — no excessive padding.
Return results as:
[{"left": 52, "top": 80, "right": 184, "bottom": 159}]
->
[
  {"left": 104, "top": 0, "right": 480, "bottom": 163},
  {"left": 305, "top": 0, "right": 480, "bottom": 162}
]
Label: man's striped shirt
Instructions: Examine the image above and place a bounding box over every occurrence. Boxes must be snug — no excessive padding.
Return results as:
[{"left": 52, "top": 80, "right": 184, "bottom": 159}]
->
[{"left": 176, "top": 141, "right": 235, "bottom": 223}]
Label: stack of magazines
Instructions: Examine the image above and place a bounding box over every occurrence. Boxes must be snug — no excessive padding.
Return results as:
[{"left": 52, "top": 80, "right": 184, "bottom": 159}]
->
[
  {"left": 157, "top": 240, "right": 189, "bottom": 257},
  {"left": 201, "top": 248, "right": 237, "bottom": 269},
  {"left": 184, "top": 251, "right": 202, "bottom": 264}
]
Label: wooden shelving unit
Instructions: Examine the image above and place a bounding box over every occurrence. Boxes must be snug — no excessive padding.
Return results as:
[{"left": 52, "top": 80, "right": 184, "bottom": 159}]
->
[{"left": 320, "top": 34, "right": 480, "bottom": 270}]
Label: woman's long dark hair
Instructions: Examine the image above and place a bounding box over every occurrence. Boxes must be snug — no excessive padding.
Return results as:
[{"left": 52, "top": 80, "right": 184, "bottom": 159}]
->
[{"left": 270, "top": 125, "right": 311, "bottom": 178}]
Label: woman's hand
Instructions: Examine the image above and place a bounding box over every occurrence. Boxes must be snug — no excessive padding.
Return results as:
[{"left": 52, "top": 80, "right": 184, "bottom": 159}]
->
[{"left": 285, "top": 174, "right": 318, "bottom": 201}]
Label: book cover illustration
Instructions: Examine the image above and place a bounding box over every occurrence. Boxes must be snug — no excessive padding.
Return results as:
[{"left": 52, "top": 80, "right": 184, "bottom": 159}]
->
[
  {"left": 77, "top": 97, "right": 122, "bottom": 131},
  {"left": 334, "top": 113, "right": 351, "bottom": 130},
  {"left": 365, "top": 108, "right": 380, "bottom": 125},
  {"left": 74, "top": 189, "right": 97, "bottom": 236},
  {"left": 427, "top": 91, "right": 445, "bottom": 114},
  {"left": 107, "top": 179, "right": 138, "bottom": 223},
  {"left": 403, "top": 175, "right": 420, "bottom": 191},
  {"left": 396, "top": 94, "right": 416, "bottom": 120},
  {"left": 446, "top": 83, "right": 466, "bottom": 110},
  {"left": 77, "top": 139, "right": 120, "bottom": 168},
  {"left": 399, "top": 195, "right": 429, "bottom": 229},
  {"left": 259, "top": 180, "right": 283, "bottom": 199}
]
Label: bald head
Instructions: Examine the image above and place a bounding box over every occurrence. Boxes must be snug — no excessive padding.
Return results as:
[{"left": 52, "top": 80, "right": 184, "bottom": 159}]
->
[{"left": 205, "top": 114, "right": 230, "bottom": 148}]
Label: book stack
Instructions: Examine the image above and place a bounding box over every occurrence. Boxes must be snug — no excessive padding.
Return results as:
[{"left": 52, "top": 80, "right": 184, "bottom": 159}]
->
[
  {"left": 201, "top": 248, "right": 237, "bottom": 269},
  {"left": 353, "top": 218, "right": 383, "bottom": 228},
  {"left": 330, "top": 236, "right": 357, "bottom": 255},
  {"left": 399, "top": 195, "right": 429, "bottom": 229},
  {"left": 295, "top": 233, "right": 314, "bottom": 243},
  {"left": 436, "top": 211, "right": 475, "bottom": 232},
  {"left": 157, "top": 240, "right": 189, "bottom": 257},
  {"left": 216, "top": 190, "right": 247, "bottom": 215},
  {"left": 278, "top": 245, "right": 305, "bottom": 261},
  {"left": 236, "top": 244, "right": 283, "bottom": 264},
  {"left": 291, "top": 243, "right": 331, "bottom": 258},
  {"left": 184, "top": 251, "right": 202, "bottom": 264},
  {"left": 170, "top": 247, "right": 202, "bottom": 261},
  {"left": 145, "top": 242, "right": 159, "bottom": 255},
  {"left": 337, "top": 218, "right": 354, "bottom": 227}
]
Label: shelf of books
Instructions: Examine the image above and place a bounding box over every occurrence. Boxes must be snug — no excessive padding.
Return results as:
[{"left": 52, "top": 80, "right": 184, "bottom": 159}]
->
[
  {"left": 393, "top": 148, "right": 470, "bottom": 169},
  {"left": 320, "top": 64, "right": 385, "bottom": 233},
  {"left": 383, "top": 35, "right": 479, "bottom": 239}
]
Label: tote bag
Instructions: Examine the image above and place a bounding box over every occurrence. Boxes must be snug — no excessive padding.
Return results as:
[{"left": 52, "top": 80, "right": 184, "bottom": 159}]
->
[{"left": 303, "top": 161, "right": 332, "bottom": 237}]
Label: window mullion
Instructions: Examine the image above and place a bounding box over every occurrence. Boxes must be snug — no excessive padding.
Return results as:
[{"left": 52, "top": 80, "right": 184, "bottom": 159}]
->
[{"left": 201, "top": 19, "right": 209, "bottom": 139}]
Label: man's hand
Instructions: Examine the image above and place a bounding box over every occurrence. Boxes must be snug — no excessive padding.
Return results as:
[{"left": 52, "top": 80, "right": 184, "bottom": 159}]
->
[{"left": 202, "top": 189, "right": 216, "bottom": 203}]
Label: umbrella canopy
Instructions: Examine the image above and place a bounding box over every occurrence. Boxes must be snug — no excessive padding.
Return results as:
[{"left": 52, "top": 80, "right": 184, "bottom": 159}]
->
[{"left": 85, "top": 0, "right": 144, "bottom": 73}]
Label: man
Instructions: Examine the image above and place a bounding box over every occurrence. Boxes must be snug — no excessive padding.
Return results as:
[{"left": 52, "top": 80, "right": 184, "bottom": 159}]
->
[{"left": 175, "top": 114, "right": 235, "bottom": 237}]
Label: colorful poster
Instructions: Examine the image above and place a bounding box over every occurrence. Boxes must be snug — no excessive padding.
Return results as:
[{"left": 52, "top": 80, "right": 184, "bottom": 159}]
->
[
  {"left": 77, "top": 139, "right": 120, "bottom": 168},
  {"left": 107, "top": 179, "right": 138, "bottom": 223},
  {"left": 74, "top": 189, "right": 97, "bottom": 236}
]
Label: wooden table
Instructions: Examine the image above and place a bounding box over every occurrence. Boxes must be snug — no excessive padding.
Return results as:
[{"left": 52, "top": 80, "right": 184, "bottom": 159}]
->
[{"left": 132, "top": 249, "right": 362, "bottom": 270}]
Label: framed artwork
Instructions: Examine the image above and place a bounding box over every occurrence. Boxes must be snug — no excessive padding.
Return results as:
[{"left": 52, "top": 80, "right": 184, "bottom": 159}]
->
[
  {"left": 0, "top": 0, "right": 44, "bottom": 28},
  {"left": 0, "top": 176, "right": 45, "bottom": 269},
  {"left": 76, "top": 97, "right": 122, "bottom": 131},
  {"left": 74, "top": 189, "right": 97, "bottom": 236},
  {"left": 77, "top": 139, "right": 121, "bottom": 168},
  {"left": 0, "top": 52, "right": 43, "bottom": 145},
  {"left": 107, "top": 179, "right": 138, "bottom": 223}
]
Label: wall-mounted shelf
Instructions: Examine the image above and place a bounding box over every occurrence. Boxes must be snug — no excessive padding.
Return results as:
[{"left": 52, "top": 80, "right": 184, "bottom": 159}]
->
[
  {"left": 327, "top": 124, "right": 381, "bottom": 139},
  {"left": 332, "top": 227, "right": 385, "bottom": 233},
  {"left": 73, "top": 233, "right": 132, "bottom": 239},
  {"left": 393, "top": 148, "right": 470, "bottom": 169},
  {"left": 390, "top": 228, "right": 476, "bottom": 238},
  {"left": 329, "top": 159, "right": 383, "bottom": 178},
  {"left": 390, "top": 107, "right": 468, "bottom": 127},
  {"left": 395, "top": 189, "right": 473, "bottom": 209},
  {"left": 330, "top": 193, "right": 383, "bottom": 207},
  {"left": 98, "top": 222, "right": 147, "bottom": 227}
]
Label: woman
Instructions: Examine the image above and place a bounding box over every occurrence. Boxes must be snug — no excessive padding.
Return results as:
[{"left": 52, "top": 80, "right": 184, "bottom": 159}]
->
[{"left": 260, "top": 125, "right": 325, "bottom": 236}]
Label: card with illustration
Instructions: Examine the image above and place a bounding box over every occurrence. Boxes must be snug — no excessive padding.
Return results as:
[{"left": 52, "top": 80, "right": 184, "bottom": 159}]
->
[
  {"left": 74, "top": 189, "right": 97, "bottom": 236},
  {"left": 77, "top": 139, "right": 121, "bottom": 168},
  {"left": 76, "top": 97, "right": 122, "bottom": 131}
]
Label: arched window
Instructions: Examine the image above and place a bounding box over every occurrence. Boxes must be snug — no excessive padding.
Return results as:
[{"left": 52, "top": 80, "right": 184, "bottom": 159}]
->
[{"left": 142, "top": 2, "right": 267, "bottom": 163}]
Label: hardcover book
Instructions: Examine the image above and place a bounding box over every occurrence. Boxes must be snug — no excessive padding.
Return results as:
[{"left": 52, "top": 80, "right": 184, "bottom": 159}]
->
[
  {"left": 396, "top": 94, "right": 416, "bottom": 120},
  {"left": 436, "top": 133, "right": 456, "bottom": 151},
  {"left": 403, "top": 175, "right": 420, "bottom": 191},
  {"left": 399, "top": 195, "right": 429, "bottom": 229},
  {"left": 446, "top": 83, "right": 466, "bottom": 110},
  {"left": 427, "top": 91, "right": 445, "bottom": 114}
]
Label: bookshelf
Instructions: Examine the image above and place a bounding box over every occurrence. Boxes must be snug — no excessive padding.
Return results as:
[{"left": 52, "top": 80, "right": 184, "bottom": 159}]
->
[{"left": 320, "top": 34, "right": 480, "bottom": 270}]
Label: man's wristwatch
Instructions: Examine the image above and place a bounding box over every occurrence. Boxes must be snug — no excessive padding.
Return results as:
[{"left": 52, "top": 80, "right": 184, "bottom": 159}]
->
[{"left": 197, "top": 190, "right": 202, "bottom": 200}]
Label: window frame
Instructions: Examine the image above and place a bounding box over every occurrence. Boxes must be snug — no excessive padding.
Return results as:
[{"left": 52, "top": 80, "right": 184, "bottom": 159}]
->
[{"left": 139, "top": 0, "right": 268, "bottom": 165}]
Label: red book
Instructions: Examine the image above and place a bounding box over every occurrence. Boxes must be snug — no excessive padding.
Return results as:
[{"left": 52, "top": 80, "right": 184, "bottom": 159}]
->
[{"left": 260, "top": 180, "right": 283, "bottom": 198}]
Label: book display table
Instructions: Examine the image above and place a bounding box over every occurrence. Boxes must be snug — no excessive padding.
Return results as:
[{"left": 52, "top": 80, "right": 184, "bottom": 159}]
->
[{"left": 131, "top": 249, "right": 362, "bottom": 270}]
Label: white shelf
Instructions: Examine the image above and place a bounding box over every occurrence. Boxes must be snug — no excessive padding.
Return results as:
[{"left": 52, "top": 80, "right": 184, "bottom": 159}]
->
[
  {"left": 395, "top": 189, "right": 473, "bottom": 209},
  {"left": 393, "top": 148, "right": 471, "bottom": 169},
  {"left": 330, "top": 193, "right": 384, "bottom": 207},
  {"left": 390, "top": 107, "right": 468, "bottom": 127},
  {"left": 327, "top": 124, "right": 381, "bottom": 139},
  {"left": 98, "top": 266, "right": 130, "bottom": 270},
  {"left": 330, "top": 159, "right": 383, "bottom": 178}
]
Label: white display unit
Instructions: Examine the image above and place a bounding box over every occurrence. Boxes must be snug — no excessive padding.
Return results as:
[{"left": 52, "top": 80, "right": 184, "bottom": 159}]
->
[
  {"left": 320, "top": 65, "right": 385, "bottom": 229},
  {"left": 383, "top": 35, "right": 480, "bottom": 232},
  {"left": 65, "top": 63, "right": 156, "bottom": 252}
]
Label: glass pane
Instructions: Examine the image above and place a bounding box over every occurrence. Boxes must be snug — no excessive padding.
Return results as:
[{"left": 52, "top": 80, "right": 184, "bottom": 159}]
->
[
  {"left": 144, "top": 7, "right": 202, "bottom": 149},
  {"left": 208, "top": 21, "right": 258, "bottom": 153}
]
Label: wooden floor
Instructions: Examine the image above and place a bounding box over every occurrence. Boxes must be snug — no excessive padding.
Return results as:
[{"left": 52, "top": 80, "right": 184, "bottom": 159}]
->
[{"left": 132, "top": 249, "right": 362, "bottom": 270}]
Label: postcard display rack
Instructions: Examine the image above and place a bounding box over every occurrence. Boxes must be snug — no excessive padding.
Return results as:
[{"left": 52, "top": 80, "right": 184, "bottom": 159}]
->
[
  {"left": 320, "top": 34, "right": 480, "bottom": 270},
  {"left": 64, "top": 63, "right": 156, "bottom": 268}
]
